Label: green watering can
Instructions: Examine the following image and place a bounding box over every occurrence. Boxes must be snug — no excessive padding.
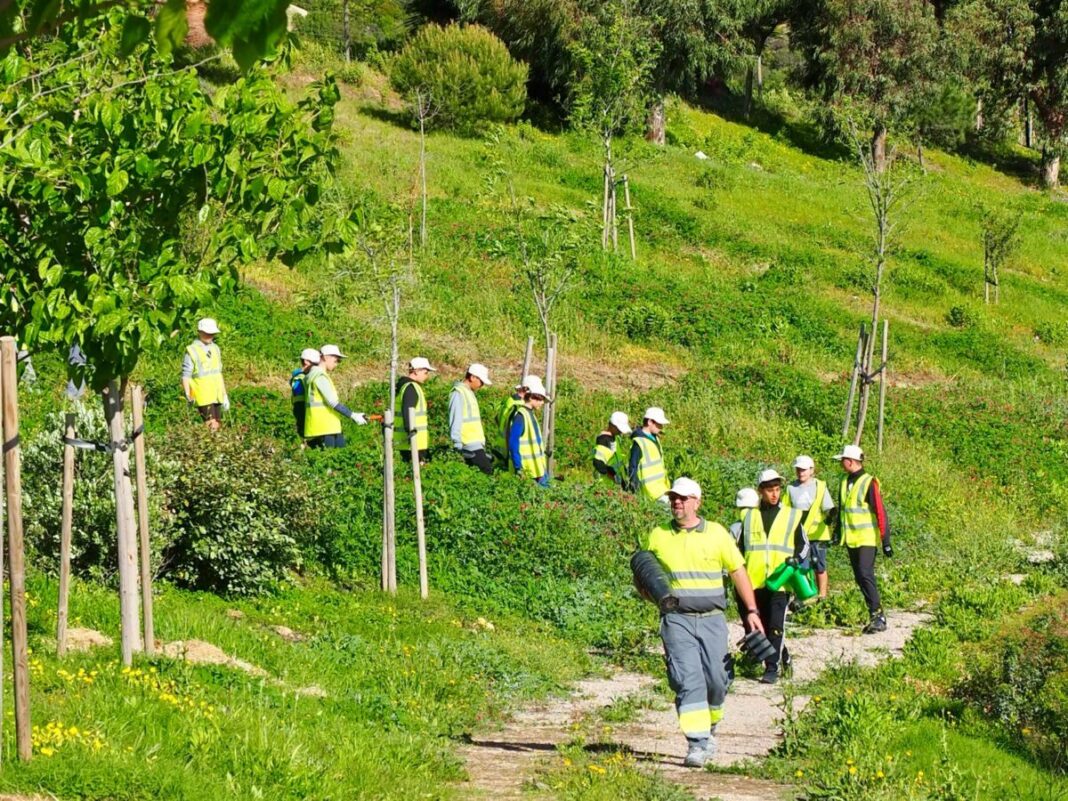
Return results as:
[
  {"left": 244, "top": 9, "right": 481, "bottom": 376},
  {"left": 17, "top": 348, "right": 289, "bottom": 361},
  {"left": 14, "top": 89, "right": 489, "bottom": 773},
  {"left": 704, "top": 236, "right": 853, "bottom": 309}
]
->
[{"left": 765, "top": 558, "right": 818, "bottom": 603}]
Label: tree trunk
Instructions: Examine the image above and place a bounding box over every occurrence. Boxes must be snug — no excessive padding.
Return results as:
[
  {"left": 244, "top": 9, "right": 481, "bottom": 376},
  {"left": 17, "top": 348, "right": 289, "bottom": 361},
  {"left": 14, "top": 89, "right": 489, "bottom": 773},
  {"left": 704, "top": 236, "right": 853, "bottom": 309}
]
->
[
  {"left": 917, "top": 142, "right": 925, "bottom": 173},
  {"left": 872, "top": 126, "right": 887, "bottom": 174},
  {"left": 744, "top": 64, "right": 754, "bottom": 118},
  {"left": 1041, "top": 149, "right": 1061, "bottom": 188},
  {"left": 645, "top": 97, "right": 665, "bottom": 146},
  {"left": 419, "top": 107, "right": 428, "bottom": 248},
  {"left": 1024, "top": 97, "right": 1033, "bottom": 149},
  {"left": 342, "top": 0, "right": 351, "bottom": 63},
  {"left": 975, "top": 97, "right": 984, "bottom": 132}
]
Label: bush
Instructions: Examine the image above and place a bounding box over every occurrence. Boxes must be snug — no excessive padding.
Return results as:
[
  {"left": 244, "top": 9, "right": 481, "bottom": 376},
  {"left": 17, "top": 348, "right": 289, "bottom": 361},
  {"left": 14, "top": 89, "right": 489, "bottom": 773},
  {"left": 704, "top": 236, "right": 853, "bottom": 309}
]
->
[
  {"left": 390, "top": 24, "right": 528, "bottom": 134},
  {"left": 1034, "top": 320, "right": 1068, "bottom": 346},
  {"left": 945, "top": 304, "right": 977, "bottom": 329},
  {"left": 617, "top": 301, "right": 673, "bottom": 341}
]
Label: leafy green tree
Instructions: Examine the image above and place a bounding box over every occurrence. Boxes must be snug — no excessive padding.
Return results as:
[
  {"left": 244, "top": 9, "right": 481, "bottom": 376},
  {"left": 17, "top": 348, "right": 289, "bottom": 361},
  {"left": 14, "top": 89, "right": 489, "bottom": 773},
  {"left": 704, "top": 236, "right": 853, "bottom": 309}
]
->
[
  {"left": 390, "top": 23, "right": 528, "bottom": 134},
  {"left": 741, "top": 0, "right": 797, "bottom": 116}
]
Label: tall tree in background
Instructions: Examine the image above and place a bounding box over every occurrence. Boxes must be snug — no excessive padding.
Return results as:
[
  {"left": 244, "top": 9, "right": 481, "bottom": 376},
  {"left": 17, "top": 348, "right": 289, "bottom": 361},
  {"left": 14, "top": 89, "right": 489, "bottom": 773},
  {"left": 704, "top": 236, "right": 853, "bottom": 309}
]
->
[
  {"left": 792, "top": 0, "right": 940, "bottom": 171},
  {"left": 741, "top": 0, "right": 796, "bottom": 116}
]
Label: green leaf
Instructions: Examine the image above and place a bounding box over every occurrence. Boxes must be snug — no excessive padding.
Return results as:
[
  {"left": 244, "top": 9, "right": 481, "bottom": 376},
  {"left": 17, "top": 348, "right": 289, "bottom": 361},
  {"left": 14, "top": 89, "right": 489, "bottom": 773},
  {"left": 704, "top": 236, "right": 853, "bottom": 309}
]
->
[
  {"left": 155, "top": 0, "right": 189, "bottom": 59},
  {"left": 267, "top": 177, "right": 286, "bottom": 201},
  {"left": 119, "top": 15, "right": 152, "bottom": 57},
  {"left": 106, "top": 168, "right": 129, "bottom": 197}
]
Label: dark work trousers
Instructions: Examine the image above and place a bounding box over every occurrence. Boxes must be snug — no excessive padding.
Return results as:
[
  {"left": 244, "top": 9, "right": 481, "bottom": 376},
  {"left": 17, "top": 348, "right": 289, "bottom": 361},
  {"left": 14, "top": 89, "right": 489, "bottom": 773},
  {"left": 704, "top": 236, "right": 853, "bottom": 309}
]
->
[
  {"left": 749, "top": 588, "right": 790, "bottom": 672},
  {"left": 461, "top": 448, "right": 494, "bottom": 475},
  {"left": 307, "top": 433, "right": 346, "bottom": 449},
  {"left": 400, "top": 449, "right": 431, "bottom": 464},
  {"left": 848, "top": 546, "right": 882, "bottom": 615},
  {"left": 293, "top": 402, "right": 305, "bottom": 439}
]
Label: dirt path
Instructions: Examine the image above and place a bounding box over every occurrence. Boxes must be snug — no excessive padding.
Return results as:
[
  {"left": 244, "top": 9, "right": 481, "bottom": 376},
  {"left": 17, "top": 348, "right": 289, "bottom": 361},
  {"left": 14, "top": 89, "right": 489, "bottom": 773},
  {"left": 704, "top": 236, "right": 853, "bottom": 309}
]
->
[{"left": 459, "top": 610, "right": 931, "bottom": 800}]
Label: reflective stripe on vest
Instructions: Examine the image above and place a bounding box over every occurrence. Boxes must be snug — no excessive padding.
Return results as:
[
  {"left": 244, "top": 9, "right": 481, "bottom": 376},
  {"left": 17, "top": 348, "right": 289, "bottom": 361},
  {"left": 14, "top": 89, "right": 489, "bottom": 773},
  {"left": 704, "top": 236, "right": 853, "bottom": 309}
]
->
[
  {"left": 514, "top": 406, "right": 546, "bottom": 479},
  {"left": 186, "top": 341, "right": 225, "bottom": 406},
  {"left": 742, "top": 506, "right": 801, "bottom": 590},
  {"left": 593, "top": 432, "right": 627, "bottom": 481},
  {"left": 396, "top": 379, "right": 429, "bottom": 452},
  {"left": 839, "top": 473, "right": 878, "bottom": 548},
  {"left": 784, "top": 479, "right": 830, "bottom": 541},
  {"left": 643, "top": 520, "right": 735, "bottom": 611},
  {"left": 635, "top": 435, "right": 669, "bottom": 500},
  {"left": 304, "top": 367, "right": 342, "bottom": 437},
  {"left": 454, "top": 383, "right": 485, "bottom": 448}
]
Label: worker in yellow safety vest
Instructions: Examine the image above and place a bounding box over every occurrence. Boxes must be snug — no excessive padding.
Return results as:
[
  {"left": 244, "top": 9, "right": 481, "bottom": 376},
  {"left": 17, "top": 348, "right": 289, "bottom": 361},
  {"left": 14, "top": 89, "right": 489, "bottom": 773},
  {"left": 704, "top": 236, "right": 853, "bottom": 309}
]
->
[
  {"left": 593, "top": 411, "right": 631, "bottom": 485},
  {"left": 290, "top": 347, "right": 321, "bottom": 441},
  {"left": 396, "top": 356, "right": 436, "bottom": 464},
  {"left": 182, "top": 318, "right": 229, "bottom": 431},
  {"left": 304, "top": 344, "right": 368, "bottom": 448},
  {"left": 506, "top": 375, "right": 550, "bottom": 486},
  {"left": 783, "top": 455, "right": 838, "bottom": 600},
  {"left": 449, "top": 363, "right": 493, "bottom": 474},
  {"left": 738, "top": 469, "right": 808, "bottom": 685},
  {"left": 637, "top": 477, "right": 763, "bottom": 768},
  {"left": 628, "top": 407, "right": 670, "bottom": 503},
  {"left": 493, "top": 376, "right": 532, "bottom": 463}
]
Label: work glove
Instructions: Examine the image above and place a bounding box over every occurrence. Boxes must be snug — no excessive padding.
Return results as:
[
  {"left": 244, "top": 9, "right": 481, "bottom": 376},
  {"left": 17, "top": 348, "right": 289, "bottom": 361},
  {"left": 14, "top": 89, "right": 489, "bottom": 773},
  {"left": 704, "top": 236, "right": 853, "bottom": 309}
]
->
[
  {"left": 351, "top": 412, "right": 368, "bottom": 425},
  {"left": 831, "top": 532, "right": 842, "bottom": 547},
  {"left": 882, "top": 542, "right": 894, "bottom": 558},
  {"left": 222, "top": 396, "right": 231, "bottom": 412}
]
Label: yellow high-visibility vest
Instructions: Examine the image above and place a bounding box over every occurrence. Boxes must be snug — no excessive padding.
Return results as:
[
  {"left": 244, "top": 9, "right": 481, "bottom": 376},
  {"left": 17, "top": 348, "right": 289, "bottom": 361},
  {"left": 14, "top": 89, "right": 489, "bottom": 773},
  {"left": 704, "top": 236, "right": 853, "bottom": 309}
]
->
[
  {"left": 186, "top": 341, "right": 225, "bottom": 406},
  {"left": 396, "top": 379, "right": 429, "bottom": 452},
  {"left": 513, "top": 406, "right": 546, "bottom": 479},
  {"left": 304, "top": 366, "right": 342, "bottom": 437},
  {"left": 839, "top": 473, "right": 879, "bottom": 548},
  {"left": 453, "top": 382, "right": 485, "bottom": 449},
  {"left": 640, "top": 519, "right": 744, "bottom": 612},
  {"left": 741, "top": 506, "right": 801, "bottom": 590},
  {"left": 784, "top": 479, "right": 831, "bottom": 542},
  {"left": 634, "top": 435, "right": 669, "bottom": 500}
]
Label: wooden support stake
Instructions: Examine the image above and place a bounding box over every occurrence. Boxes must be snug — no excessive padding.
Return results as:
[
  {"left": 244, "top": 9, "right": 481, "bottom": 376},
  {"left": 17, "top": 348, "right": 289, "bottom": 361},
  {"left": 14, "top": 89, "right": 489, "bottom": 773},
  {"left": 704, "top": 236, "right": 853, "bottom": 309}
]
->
[
  {"left": 623, "top": 175, "right": 636, "bottom": 260},
  {"left": 842, "top": 323, "right": 866, "bottom": 439},
  {"left": 877, "top": 320, "right": 889, "bottom": 453},
  {"left": 382, "top": 409, "right": 397, "bottom": 593},
  {"left": 1, "top": 337, "right": 32, "bottom": 761},
  {"left": 408, "top": 409, "right": 428, "bottom": 599},
  {"left": 57, "top": 412, "right": 75, "bottom": 658},
  {"left": 544, "top": 333, "right": 558, "bottom": 478},
  {"left": 131, "top": 387, "right": 154, "bottom": 655},
  {"left": 610, "top": 182, "right": 619, "bottom": 251},
  {"left": 521, "top": 336, "right": 534, "bottom": 382},
  {"left": 601, "top": 166, "right": 611, "bottom": 249}
]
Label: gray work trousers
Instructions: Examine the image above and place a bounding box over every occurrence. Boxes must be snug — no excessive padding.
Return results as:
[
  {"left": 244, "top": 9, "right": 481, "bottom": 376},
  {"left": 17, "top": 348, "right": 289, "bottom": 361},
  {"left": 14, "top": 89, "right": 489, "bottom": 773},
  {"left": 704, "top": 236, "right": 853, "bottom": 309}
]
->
[{"left": 660, "top": 610, "right": 730, "bottom": 745}]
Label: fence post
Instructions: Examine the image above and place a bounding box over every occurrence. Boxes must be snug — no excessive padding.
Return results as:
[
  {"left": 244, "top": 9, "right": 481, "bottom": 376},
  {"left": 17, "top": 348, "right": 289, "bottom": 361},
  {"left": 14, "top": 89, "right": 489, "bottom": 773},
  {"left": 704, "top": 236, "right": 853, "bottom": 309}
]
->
[
  {"left": 132, "top": 387, "right": 154, "bottom": 655},
  {"left": 1, "top": 337, "right": 32, "bottom": 761},
  {"left": 57, "top": 412, "right": 76, "bottom": 658}
]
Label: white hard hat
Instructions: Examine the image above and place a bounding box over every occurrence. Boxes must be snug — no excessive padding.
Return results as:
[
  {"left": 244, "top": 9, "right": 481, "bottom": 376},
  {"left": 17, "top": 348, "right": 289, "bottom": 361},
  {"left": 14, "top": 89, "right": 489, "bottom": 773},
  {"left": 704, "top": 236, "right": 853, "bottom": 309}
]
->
[
  {"left": 833, "top": 444, "right": 865, "bottom": 462},
  {"left": 197, "top": 317, "right": 220, "bottom": 335},
  {"left": 525, "top": 375, "right": 550, "bottom": 399},
  {"left": 300, "top": 348, "right": 321, "bottom": 364},
  {"left": 735, "top": 487, "right": 759, "bottom": 508},
  {"left": 793, "top": 454, "right": 815, "bottom": 470},
  {"left": 516, "top": 374, "right": 539, "bottom": 390},
  {"left": 467, "top": 363, "right": 492, "bottom": 386},
  {"left": 409, "top": 356, "right": 436, "bottom": 372},
  {"left": 667, "top": 477, "right": 701, "bottom": 498},
  {"left": 320, "top": 344, "right": 345, "bottom": 359},
  {"left": 757, "top": 468, "right": 784, "bottom": 486},
  {"left": 644, "top": 406, "right": 670, "bottom": 425},
  {"left": 609, "top": 411, "right": 631, "bottom": 432}
]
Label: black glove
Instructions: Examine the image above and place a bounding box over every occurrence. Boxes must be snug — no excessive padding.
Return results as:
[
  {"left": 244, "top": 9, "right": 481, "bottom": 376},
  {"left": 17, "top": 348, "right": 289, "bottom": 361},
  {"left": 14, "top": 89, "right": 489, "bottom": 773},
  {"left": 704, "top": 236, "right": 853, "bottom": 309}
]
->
[
  {"left": 882, "top": 542, "right": 894, "bottom": 558},
  {"left": 831, "top": 533, "right": 841, "bottom": 547}
]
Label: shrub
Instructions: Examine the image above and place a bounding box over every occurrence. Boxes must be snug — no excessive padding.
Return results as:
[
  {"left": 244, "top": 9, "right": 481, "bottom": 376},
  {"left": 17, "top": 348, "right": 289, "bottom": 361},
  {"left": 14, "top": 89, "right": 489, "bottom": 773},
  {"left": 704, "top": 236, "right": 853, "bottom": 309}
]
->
[
  {"left": 390, "top": 24, "right": 528, "bottom": 134},
  {"left": 1034, "top": 320, "right": 1068, "bottom": 346},
  {"left": 945, "top": 304, "right": 977, "bottom": 329},
  {"left": 617, "top": 301, "right": 673, "bottom": 341}
]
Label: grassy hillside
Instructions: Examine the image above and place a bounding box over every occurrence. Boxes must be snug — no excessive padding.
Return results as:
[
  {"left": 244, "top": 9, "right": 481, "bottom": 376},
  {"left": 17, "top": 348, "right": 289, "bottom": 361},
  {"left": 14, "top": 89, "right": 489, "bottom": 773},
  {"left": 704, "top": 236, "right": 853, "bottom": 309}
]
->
[{"left": 9, "top": 58, "right": 1068, "bottom": 800}]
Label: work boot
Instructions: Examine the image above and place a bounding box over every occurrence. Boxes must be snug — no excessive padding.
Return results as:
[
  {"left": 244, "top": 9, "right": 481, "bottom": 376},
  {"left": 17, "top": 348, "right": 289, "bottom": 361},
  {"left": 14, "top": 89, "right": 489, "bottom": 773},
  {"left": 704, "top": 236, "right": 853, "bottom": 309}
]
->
[
  {"left": 863, "top": 613, "right": 888, "bottom": 634},
  {"left": 759, "top": 667, "right": 779, "bottom": 685},
  {"left": 683, "top": 739, "right": 714, "bottom": 768}
]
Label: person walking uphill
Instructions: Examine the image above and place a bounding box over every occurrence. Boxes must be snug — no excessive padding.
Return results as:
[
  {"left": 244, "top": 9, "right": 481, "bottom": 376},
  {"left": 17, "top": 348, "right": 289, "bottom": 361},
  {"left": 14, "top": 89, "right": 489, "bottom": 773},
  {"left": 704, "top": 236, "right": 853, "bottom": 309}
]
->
[
  {"left": 493, "top": 376, "right": 531, "bottom": 463},
  {"left": 833, "top": 444, "right": 892, "bottom": 634},
  {"left": 637, "top": 477, "right": 764, "bottom": 768},
  {"left": 784, "top": 455, "right": 837, "bottom": 600},
  {"left": 182, "top": 318, "right": 229, "bottom": 431},
  {"left": 304, "top": 344, "right": 368, "bottom": 448},
  {"left": 738, "top": 469, "right": 809, "bottom": 685},
  {"left": 290, "top": 348, "right": 320, "bottom": 441},
  {"left": 396, "top": 357, "right": 436, "bottom": 464},
  {"left": 593, "top": 411, "right": 631, "bottom": 484},
  {"left": 507, "top": 376, "right": 550, "bottom": 486},
  {"left": 449, "top": 363, "right": 493, "bottom": 474},
  {"left": 629, "top": 407, "right": 671, "bottom": 503}
]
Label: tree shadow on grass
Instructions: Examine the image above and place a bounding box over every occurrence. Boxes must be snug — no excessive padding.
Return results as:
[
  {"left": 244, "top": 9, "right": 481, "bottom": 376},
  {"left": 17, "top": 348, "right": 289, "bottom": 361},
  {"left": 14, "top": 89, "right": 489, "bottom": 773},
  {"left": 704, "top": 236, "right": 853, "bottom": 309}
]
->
[
  {"left": 956, "top": 138, "right": 1043, "bottom": 188},
  {"left": 358, "top": 104, "right": 413, "bottom": 129}
]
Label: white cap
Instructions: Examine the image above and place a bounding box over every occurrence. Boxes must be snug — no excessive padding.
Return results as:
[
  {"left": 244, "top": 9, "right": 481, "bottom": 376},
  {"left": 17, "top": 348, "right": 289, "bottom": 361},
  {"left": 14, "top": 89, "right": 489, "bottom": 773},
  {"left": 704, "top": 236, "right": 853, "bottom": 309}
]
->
[
  {"left": 516, "top": 374, "right": 539, "bottom": 390},
  {"left": 757, "top": 468, "right": 784, "bottom": 486},
  {"left": 793, "top": 455, "right": 815, "bottom": 470},
  {"left": 467, "top": 363, "right": 492, "bottom": 386},
  {"left": 320, "top": 344, "right": 345, "bottom": 359},
  {"left": 300, "top": 348, "right": 321, "bottom": 364},
  {"left": 833, "top": 444, "right": 865, "bottom": 462},
  {"left": 409, "top": 357, "right": 436, "bottom": 372},
  {"left": 197, "top": 317, "right": 220, "bottom": 335},
  {"left": 644, "top": 406, "right": 670, "bottom": 425},
  {"left": 525, "top": 375, "right": 550, "bottom": 399},
  {"left": 609, "top": 411, "right": 631, "bottom": 432},
  {"left": 667, "top": 477, "right": 702, "bottom": 498},
  {"left": 735, "top": 487, "right": 759, "bottom": 508}
]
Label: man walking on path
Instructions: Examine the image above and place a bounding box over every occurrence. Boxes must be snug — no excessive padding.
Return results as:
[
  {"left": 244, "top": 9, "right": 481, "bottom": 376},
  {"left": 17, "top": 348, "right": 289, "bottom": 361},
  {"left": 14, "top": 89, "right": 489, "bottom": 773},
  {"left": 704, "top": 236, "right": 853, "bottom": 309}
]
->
[
  {"left": 833, "top": 444, "right": 892, "bottom": 634},
  {"left": 449, "top": 363, "right": 493, "bottom": 474},
  {"left": 507, "top": 375, "right": 550, "bottom": 486},
  {"left": 639, "top": 477, "right": 764, "bottom": 768},
  {"left": 182, "top": 318, "right": 229, "bottom": 431},
  {"left": 593, "top": 411, "right": 631, "bottom": 484},
  {"left": 784, "top": 455, "right": 837, "bottom": 600},
  {"left": 396, "top": 356, "right": 436, "bottom": 464},
  {"left": 738, "top": 469, "right": 809, "bottom": 685},
  {"left": 494, "top": 376, "right": 531, "bottom": 463},
  {"left": 290, "top": 348, "right": 320, "bottom": 441},
  {"left": 304, "top": 344, "right": 368, "bottom": 448},
  {"left": 628, "top": 407, "right": 671, "bottom": 503}
]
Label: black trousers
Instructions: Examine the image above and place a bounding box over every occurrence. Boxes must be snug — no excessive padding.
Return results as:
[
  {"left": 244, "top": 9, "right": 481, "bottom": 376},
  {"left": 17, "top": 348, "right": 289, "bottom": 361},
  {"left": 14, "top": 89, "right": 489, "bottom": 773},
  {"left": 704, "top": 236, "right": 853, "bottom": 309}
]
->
[
  {"left": 743, "top": 588, "right": 790, "bottom": 671},
  {"left": 307, "top": 433, "right": 346, "bottom": 448},
  {"left": 461, "top": 448, "right": 493, "bottom": 475},
  {"left": 848, "top": 546, "right": 882, "bottom": 615},
  {"left": 400, "top": 449, "right": 431, "bottom": 464},
  {"left": 293, "top": 402, "right": 305, "bottom": 438}
]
